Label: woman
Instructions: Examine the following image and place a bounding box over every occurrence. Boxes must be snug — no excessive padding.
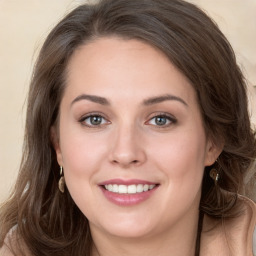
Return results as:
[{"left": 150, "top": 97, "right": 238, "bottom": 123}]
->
[{"left": 0, "top": 0, "right": 255, "bottom": 255}]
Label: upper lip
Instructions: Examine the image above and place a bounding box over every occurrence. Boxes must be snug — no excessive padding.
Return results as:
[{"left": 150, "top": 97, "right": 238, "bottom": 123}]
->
[{"left": 98, "top": 179, "right": 159, "bottom": 186}]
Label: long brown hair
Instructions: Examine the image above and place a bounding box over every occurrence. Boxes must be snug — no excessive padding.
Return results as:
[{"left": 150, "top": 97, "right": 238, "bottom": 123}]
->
[{"left": 1, "top": 0, "right": 256, "bottom": 255}]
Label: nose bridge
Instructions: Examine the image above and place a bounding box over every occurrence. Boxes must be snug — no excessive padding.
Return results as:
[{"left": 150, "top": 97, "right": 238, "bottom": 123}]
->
[{"left": 110, "top": 120, "right": 146, "bottom": 166}]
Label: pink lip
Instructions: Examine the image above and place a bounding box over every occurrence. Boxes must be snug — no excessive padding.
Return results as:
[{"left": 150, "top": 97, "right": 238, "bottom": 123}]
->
[{"left": 98, "top": 179, "right": 159, "bottom": 206}]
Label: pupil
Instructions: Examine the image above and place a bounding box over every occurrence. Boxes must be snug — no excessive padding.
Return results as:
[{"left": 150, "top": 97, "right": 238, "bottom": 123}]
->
[
  {"left": 91, "top": 116, "right": 102, "bottom": 125},
  {"left": 156, "top": 116, "right": 166, "bottom": 125}
]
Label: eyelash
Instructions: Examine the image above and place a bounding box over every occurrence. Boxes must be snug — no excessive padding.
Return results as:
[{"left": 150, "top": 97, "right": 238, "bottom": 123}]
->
[
  {"left": 78, "top": 112, "right": 177, "bottom": 128},
  {"left": 79, "top": 112, "right": 110, "bottom": 128},
  {"left": 145, "top": 113, "right": 177, "bottom": 128}
]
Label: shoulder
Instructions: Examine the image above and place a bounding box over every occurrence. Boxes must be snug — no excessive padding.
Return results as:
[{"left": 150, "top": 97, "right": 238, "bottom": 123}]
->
[
  {"left": 237, "top": 195, "right": 256, "bottom": 242},
  {"left": 201, "top": 195, "right": 256, "bottom": 256},
  {"left": 238, "top": 196, "right": 256, "bottom": 255},
  {"left": 0, "top": 232, "right": 16, "bottom": 256},
  {"left": 236, "top": 195, "right": 256, "bottom": 228},
  {"left": 222, "top": 195, "right": 256, "bottom": 255},
  {"left": 0, "top": 225, "right": 31, "bottom": 256},
  {"left": 238, "top": 195, "right": 256, "bottom": 255},
  {"left": 0, "top": 244, "right": 15, "bottom": 256},
  {"left": 254, "top": 228, "right": 256, "bottom": 256},
  {"left": 242, "top": 196, "right": 256, "bottom": 255},
  {"left": 0, "top": 225, "right": 16, "bottom": 256}
]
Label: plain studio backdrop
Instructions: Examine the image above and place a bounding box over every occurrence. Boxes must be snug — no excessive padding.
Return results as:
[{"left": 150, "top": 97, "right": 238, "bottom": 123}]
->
[{"left": 0, "top": 0, "right": 256, "bottom": 203}]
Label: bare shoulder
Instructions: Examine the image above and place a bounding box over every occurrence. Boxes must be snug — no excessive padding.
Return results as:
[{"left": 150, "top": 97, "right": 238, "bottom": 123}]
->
[
  {"left": 0, "top": 228, "right": 16, "bottom": 256},
  {"left": 237, "top": 195, "right": 256, "bottom": 227},
  {"left": 0, "top": 226, "right": 31, "bottom": 256},
  {"left": 0, "top": 226, "right": 17, "bottom": 256},
  {"left": 0, "top": 243, "right": 15, "bottom": 256},
  {"left": 201, "top": 195, "right": 256, "bottom": 256}
]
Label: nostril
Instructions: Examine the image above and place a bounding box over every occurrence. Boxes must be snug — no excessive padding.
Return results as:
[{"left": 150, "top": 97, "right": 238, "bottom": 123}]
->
[{"left": 112, "top": 159, "right": 139, "bottom": 166}]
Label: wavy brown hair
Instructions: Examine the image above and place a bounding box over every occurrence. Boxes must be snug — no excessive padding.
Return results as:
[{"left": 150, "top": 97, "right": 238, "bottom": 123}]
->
[{"left": 1, "top": 0, "right": 256, "bottom": 255}]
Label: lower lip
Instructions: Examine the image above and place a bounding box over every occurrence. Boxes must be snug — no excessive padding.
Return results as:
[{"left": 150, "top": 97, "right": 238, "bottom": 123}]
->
[{"left": 99, "top": 186, "right": 159, "bottom": 206}]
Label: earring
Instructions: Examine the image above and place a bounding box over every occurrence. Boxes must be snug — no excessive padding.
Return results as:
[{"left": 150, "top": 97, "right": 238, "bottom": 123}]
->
[
  {"left": 58, "top": 166, "right": 65, "bottom": 193},
  {"left": 209, "top": 168, "right": 219, "bottom": 185}
]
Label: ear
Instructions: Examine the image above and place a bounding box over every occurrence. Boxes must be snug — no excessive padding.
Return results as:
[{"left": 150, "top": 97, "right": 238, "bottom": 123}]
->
[
  {"left": 204, "top": 138, "right": 224, "bottom": 166},
  {"left": 50, "top": 126, "right": 64, "bottom": 166}
]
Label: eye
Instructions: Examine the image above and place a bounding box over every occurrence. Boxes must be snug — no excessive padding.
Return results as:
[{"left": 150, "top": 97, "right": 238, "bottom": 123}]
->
[
  {"left": 146, "top": 114, "right": 177, "bottom": 127},
  {"left": 79, "top": 114, "right": 109, "bottom": 127}
]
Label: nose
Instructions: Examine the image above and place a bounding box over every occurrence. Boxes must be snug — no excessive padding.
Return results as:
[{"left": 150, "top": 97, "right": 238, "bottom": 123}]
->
[{"left": 109, "top": 124, "right": 147, "bottom": 168}]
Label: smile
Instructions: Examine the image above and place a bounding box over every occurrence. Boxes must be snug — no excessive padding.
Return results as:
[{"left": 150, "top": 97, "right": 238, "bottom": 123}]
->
[
  {"left": 99, "top": 179, "right": 159, "bottom": 206},
  {"left": 104, "top": 184, "right": 156, "bottom": 194}
]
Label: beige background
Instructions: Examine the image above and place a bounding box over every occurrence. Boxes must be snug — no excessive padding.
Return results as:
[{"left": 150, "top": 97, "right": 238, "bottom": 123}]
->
[{"left": 0, "top": 0, "right": 256, "bottom": 203}]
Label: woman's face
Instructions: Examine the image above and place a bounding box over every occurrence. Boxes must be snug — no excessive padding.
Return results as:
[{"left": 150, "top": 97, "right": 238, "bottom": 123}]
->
[{"left": 53, "top": 38, "right": 220, "bottom": 239}]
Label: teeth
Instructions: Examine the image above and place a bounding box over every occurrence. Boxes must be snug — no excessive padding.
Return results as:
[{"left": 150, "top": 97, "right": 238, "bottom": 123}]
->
[
  {"left": 127, "top": 185, "right": 137, "bottom": 194},
  {"left": 143, "top": 184, "right": 149, "bottom": 191},
  {"left": 149, "top": 184, "right": 155, "bottom": 189},
  {"left": 119, "top": 185, "right": 127, "bottom": 194},
  {"left": 112, "top": 184, "right": 118, "bottom": 192},
  {"left": 137, "top": 184, "right": 144, "bottom": 193},
  {"left": 104, "top": 184, "right": 156, "bottom": 194}
]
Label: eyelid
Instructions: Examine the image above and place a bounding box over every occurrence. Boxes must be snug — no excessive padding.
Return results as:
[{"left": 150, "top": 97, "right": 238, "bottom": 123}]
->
[
  {"left": 78, "top": 112, "right": 111, "bottom": 127},
  {"left": 145, "top": 112, "right": 177, "bottom": 127}
]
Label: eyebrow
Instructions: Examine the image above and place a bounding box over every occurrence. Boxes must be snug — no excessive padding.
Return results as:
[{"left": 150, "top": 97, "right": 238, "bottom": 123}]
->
[
  {"left": 71, "top": 93, "right": 188, "bottom": 107},
  {"left": 143, "top": 94, "right": 188, "bottom": 107},
  {"left": 71, "top": 94, "right": 110, "bottom": 106}
]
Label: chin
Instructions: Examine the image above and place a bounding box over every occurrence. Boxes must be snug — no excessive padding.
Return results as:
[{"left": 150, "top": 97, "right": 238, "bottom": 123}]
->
[
  {"left": 92, "top": 214, "right": 158, "bottom": 239},
  {"left": 104, "top": 225, "right": 154, "bottom": 239}
]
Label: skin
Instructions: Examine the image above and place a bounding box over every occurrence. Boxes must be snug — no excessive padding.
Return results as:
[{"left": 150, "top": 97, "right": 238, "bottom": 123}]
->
[{"left": 53, "top": 37, "right": 221, "bottom": 256}]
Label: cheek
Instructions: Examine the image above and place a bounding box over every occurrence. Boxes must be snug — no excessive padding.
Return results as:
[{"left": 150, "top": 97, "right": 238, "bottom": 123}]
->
[
  {"left": 59, "top": 132, "right": 110, "bottom": 217},
  {"left": 150, "top": 127, "right": 207, "bottom": 188},
  {"left": 58, "top": 124, "right": 109, "bottom": 195},
  {"left": 61, "top": 138, "right": 108, "bottom": 178},
  {"left": 60, "top": 116, "right": 108, "bottom": 168}
]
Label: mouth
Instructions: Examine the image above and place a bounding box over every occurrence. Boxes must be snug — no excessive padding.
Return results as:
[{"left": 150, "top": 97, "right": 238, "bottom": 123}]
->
[
  {"left": 102, "top": 184, "right": 157, "bottom": 194},
  {"left": 98, "top": 179, "right": 160, "bottom": 206}
]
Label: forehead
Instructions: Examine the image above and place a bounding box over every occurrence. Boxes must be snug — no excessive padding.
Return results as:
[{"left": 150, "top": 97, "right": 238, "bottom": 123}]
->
[{"left": 64, "top": 37, "right": 196, "bottom": 106}]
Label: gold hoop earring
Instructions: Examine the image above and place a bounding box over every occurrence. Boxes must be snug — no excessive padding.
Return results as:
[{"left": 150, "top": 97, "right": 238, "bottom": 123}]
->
[
  {"left": 209, "top": 168, "right": 219, "bottom": 185},
  {"left": 58, "top": 166, "right": 65, "bottom": 193}
]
